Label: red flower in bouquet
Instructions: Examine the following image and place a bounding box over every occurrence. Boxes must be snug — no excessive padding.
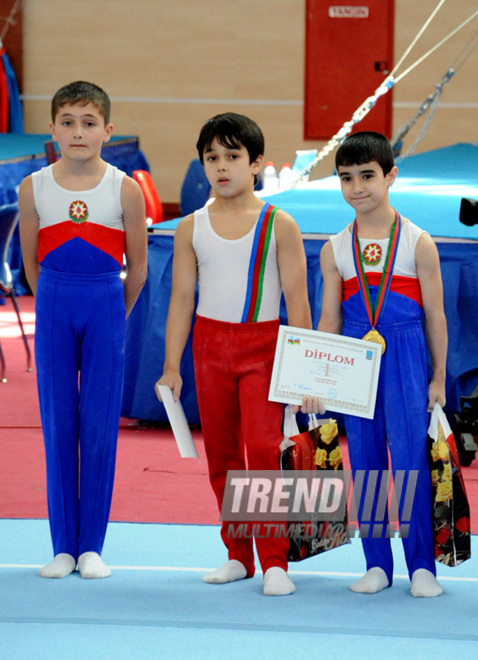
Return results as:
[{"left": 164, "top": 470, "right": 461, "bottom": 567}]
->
[
  {"left": 435, "top": 527, "right": 451, "bottom": 545},
  {"left": 455, "top": 516, "right": 470, "bottom": 533}
]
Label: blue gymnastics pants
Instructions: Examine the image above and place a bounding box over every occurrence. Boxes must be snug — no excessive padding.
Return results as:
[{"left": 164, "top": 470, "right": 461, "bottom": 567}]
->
[
  {"left": 35, "top": 267, "right": 126, "bottom": 559},
  {"left": 343, "top": 317, "right": 436, "bottom": 585}
]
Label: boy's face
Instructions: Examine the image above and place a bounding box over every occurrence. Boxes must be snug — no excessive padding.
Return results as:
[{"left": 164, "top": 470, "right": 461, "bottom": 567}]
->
[
  {"left": 50, "top": 102, "right": 113, "bottom": 162},
  {"left": 337, "top": 161, "right": 397, "bottom": 215},
  {"left": 202, "top": 137, "right": 262, "bottom": 198}
]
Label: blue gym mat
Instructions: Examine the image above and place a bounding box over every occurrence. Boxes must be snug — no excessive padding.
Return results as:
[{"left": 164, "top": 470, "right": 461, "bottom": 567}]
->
[{"left": 1, "top": 519, "right": 477, "bottom": 660}]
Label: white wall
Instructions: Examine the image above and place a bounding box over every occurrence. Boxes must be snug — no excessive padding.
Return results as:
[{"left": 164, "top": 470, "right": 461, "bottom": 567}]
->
[{"left": 21, "top": 0, "right": 478, "bottom": 202}]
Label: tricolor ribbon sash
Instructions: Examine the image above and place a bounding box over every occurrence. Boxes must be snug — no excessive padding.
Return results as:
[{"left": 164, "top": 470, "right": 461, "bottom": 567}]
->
[
  {"left": 352, "top": 210, "right": 401, "bottom": 331},
  {"left": 241, "top": 203, "right": 277, "bottom": 323}
]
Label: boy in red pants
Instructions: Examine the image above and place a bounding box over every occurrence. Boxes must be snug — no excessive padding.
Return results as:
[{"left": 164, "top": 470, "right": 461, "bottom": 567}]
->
[{"left": 157, "top": 112, "right": 311, "bottom": 595}]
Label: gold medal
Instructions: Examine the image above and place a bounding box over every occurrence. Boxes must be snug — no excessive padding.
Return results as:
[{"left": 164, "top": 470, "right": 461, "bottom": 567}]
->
[
  {"left": 354, "top": 214, "right": 400, "bottom": 358},
  {"left": 362, "top": 328, "right": 386, "bottom": 354}
]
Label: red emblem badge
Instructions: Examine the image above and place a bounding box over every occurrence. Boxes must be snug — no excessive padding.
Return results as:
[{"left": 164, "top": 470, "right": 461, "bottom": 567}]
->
[
  {"left": 69, "top": 200, "right": 89, "bottom": 223},
  {"left": 362, "top": 243, "right": 382, "bottom": 266}
]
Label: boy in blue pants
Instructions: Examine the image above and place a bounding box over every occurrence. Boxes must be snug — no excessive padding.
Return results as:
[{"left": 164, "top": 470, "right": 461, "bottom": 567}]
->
[
  {"left": 19, "top": 81, "right": 147, "bottom": 579},
  {"left": 302, "top": 131, "right": 447, "bottom": 597}
]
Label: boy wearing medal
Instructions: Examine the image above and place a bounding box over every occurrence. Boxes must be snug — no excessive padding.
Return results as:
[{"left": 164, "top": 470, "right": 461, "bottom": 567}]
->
[{"left": 304, "top": 131, "right": 447, "bottom": 597}]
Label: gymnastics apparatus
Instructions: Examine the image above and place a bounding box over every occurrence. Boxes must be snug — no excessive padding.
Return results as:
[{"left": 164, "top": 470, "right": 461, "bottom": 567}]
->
[{"left": 293, "top": 0, "right": 478, "bottom": 185}]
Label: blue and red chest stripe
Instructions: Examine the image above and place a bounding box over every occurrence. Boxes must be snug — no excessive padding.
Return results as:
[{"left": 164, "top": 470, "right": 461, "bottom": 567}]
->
[{"left": 38, "top": 221, "right": 125, "bottom": 268}]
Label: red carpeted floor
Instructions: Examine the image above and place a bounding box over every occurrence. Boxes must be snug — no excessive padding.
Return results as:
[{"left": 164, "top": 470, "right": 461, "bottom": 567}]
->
[
  {"left": 0, "top": 295, "right": 217, "bottom": 525},
  {"left": 1, "top": 295, "right": 478, "bottom": 532}
]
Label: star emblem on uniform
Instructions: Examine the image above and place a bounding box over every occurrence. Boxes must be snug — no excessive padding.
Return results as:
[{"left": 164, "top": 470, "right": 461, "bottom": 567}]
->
[
  {"left": 69, "top": 200, "right": 89, "bottom": 223},
  {"left": 362, "top": 243, "right": 382, "bottom": 266}
]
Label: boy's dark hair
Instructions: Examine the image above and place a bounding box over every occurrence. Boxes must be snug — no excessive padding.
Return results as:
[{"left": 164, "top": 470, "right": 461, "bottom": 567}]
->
[
  {"left": 335, "top": 131, "right": 395, "bottom": 175},
  {"left": 51, "top": 81, "right": 111, "bottom": 125},
  {"left": 196, "top": 112, "right": 264, "bottom": 166}
]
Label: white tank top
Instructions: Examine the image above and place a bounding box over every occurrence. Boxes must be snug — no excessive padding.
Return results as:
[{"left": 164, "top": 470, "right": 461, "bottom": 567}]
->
[
  {"left": 193, "top": 204, "right": 282, "bottom": 322},
  {"left": 330, "top": 218, "right": 425, "bottom": 280},
  {"left": 32, "top": 163, "right": 125, "bottom": 231}
]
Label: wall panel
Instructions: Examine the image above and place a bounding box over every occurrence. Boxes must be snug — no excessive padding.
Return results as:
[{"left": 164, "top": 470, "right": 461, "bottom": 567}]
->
[{"left": 21, "top": 1, "right": 478, "bottom": 203}]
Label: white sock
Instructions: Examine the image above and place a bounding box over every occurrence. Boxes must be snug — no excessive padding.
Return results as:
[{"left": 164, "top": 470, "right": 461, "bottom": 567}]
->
[
  {"left": 263, "top": 567, "right": 296, "bottom": 596},
  {"left": 77, "top": 552, "right": 111, "bottom": 579},
  {"left": 202, "top": 560, "right": 247, "bottom": 584},
  {"left": 411, "top": 569, "right": 443, "bottom": 598},
  {"left": 39, "top": 553, "right": 76, "bottom": 579},
  {"left": 350, "top": 567, "right": 389, "bottom": 594}
]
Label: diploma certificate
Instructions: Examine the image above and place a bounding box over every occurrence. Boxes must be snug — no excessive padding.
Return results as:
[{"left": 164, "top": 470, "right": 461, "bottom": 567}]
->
[{"left": 268, "top": 326, "right": 382, "bottom": 419}]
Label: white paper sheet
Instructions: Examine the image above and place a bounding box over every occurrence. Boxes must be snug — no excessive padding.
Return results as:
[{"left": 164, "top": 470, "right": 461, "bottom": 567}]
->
[
  {"left": 155, "top": 384, "right": 199, "bottom": 458},
  {"left": 268, "top": 325, "right": 382, "bottom": 419}
]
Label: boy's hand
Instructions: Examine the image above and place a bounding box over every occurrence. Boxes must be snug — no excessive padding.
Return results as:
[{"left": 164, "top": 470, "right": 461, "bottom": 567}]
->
[
  {"left": 293, "top": 396, "right": 326, "bottom": 416},
  {"left": 156, "top": 371, "right": 183, "bottom": 402},
  {"left": 427, "top": 379, "right": 446, "bottom": 412}
]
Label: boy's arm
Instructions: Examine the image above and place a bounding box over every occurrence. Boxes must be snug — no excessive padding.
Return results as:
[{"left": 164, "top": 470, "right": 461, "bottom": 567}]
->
[
  {"left": 415, "top": 232, "right": 447, "bottom": 411},
  {"left": 18, "top": 176, "right": 40, "bottom": 295},
  {"left": 299, "top": 239, "right": 342, "bottom": 415},
  {"left": 275, "top": 210, "right": 312, "bottom": 329},
  {"left": 156, "top": 215, "right": 197, "bottom": 401},
  {"left": 317, "top": 240, "right": 343, "bottom": 334},
  {"left": 121, "top": 176, "right": 148, "bottom": 317}
]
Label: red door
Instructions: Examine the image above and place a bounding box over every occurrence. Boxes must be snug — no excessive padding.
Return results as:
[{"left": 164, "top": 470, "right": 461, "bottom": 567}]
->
[{"left": 304, "top": 0, "right": 395, "bottom": 140}]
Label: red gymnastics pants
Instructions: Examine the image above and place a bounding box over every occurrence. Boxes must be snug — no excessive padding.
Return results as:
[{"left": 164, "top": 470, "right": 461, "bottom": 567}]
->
[{"left": 193, "top": 315, "right": 289, "bottom": 576}]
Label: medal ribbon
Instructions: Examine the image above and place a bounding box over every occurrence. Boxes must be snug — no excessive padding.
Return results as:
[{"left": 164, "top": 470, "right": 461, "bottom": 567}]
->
[
  {"left": 241, "top": 204, "right": 277, "bottom": 323},
  {"left": 352, "top": 210, "right": 401, "bottom": 329}
]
